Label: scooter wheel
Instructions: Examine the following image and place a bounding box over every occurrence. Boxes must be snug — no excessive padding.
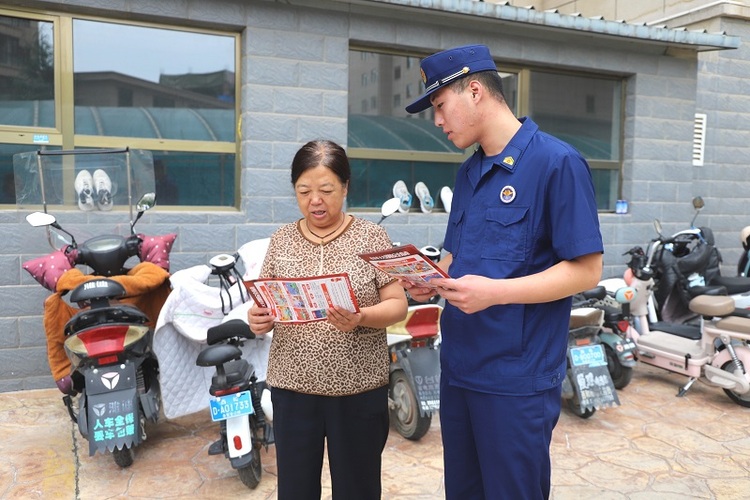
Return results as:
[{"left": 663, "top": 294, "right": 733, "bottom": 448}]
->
[
  {"left": 721, "top": 360, "right": 750, "bottom": 408},
  {"left": 112, "top": 445, "right": 134, "bottom": 468},
  {"left": 236, "top": 418, "right": 263, "bottom": 489},
  {"left": 605, "top": 345, "right": 633, "bottom": 390},
  {"left": 566, "top": 397, "right": 596, "bottom": 419},
  {"left": 389, "top": 370, "right": 431, "bottom": 441}
]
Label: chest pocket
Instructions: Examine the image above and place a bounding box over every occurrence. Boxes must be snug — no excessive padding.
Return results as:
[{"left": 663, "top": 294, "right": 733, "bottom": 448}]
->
[{"left": 481, "top": 206, "right": 529, "bottom": 262}]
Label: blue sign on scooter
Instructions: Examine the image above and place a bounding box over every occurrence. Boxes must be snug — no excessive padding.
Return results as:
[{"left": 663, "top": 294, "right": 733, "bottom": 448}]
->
[
  {"left": 209, "top": 390, "right": 254, "bottom": 422},
  {"left": 570, "top": 344, "right": 606, "bottom": 367}
]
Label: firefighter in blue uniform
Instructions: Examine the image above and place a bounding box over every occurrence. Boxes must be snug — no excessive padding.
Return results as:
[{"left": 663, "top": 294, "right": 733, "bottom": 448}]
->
[{"left": 403, "top": 44, "right": 604, "bottom": 499}]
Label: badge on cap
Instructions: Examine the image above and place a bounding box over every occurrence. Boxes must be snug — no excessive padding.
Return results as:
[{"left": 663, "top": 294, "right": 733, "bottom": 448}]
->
[{"left": 500, "top": 185, "right": 516, "bottom": 203}]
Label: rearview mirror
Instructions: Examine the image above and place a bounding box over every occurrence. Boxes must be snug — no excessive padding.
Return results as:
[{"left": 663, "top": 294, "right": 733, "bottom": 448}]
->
[
  {"left": 26, "top": 212, "right": 56, "bottom": 228},
  {"left": 136, "top": 192, "right": 156, "bottom": 212},
  {"left": 381, "top": 197, "right": 401, "bottom": 218}
]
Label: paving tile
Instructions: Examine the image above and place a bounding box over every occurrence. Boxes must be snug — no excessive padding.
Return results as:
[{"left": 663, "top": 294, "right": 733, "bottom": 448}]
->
[{"left": 2, "top": 363, "right": 750, "bottom": 499}]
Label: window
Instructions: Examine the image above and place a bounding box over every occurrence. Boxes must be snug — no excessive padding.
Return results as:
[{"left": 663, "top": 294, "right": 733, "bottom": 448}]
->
[
  {"left": 347, "top": 49, "right": 480, "bottom": 209},
  {"left": 0, "top": 15, "right": 54, "bottom": 129},
  {"left": 0, "top": 13, "right": 55, "bottom": 205},
  {"left": 0, "top": 10, "right": 238, "bottom": 208},
  {"left": 528, "top": 71, "right": 622, "bottom": 211},
  {"left": 71, "top": 20, "right": 237, "bottom": 207},
  {"left": 347, "top": 49, "right": 622, "bottom": 212}
]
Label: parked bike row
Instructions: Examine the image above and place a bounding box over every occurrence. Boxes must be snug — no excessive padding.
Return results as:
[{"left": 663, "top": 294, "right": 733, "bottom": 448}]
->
[
  {"left": 19, "top": 149, "right": 451, "bottom": 488},
  {"left": 19, "top": 149, "right": 750, "bottom": 488}
]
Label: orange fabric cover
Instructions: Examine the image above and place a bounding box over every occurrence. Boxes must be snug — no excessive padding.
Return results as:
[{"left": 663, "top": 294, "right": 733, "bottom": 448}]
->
[{"left": 43, "top": 262, "right": 171, "bottom": 381}]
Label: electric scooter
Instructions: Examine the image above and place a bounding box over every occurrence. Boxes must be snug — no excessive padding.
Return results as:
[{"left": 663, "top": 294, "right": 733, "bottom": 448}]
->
[
  {"left": 572, "top": 285, "right": 638, "bottom": 389},
  {"left": 625, "top": 239, "right": 750, "bottom": 406},
  {"left": 563, "top": 298, "right": 621, "bottom": 418},
  {"left": 379, "top": 196, "right": 443, "bottom": 440},
  {"left": 640, "top": 197, "right": 750, "bottom": 323},
  {"left": 25, "top": 192, "right": 170, "bottom": 467}
]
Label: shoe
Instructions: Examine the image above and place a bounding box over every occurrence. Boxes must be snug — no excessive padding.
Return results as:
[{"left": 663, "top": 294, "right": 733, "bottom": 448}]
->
[
  {"left": 74, "top": 170, "right": 95, "bottom": 211},
  {"left": 93, "top": 169, "right": 113, "bottom": 211},
  {"left": 440, "top": 186, "right": 453, "bottom": 214},
  {"left": 392, "top": 180, "right": 412, "bottom": 213},
  {"left": 414, "top": 182, "right": 434, "bottom": 213}
]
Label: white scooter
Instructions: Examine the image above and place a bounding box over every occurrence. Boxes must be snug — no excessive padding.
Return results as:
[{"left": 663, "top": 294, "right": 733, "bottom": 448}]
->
[{"left": 625, "top": 240, "right": 750, "bottom": 406}]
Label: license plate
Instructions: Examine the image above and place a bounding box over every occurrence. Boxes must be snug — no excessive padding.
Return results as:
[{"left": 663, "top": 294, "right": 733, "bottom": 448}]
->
[
  {"left": 570, "top": 344, "right": 606, "bottom": 368},
  {"left": 209, "top": 391, "right": 254, "bottom": 422}
]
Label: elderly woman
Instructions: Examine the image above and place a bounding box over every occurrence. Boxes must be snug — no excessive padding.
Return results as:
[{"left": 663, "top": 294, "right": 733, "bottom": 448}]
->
[{"left": 248, "top": 139, "right": 407, "bottom": 500}]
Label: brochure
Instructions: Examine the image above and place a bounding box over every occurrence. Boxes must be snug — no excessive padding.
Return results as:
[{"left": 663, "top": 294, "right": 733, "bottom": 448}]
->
[
  {"left": 245, "top": 273, "right": 359, "bottom": 324},
  {"left": 358, "top": 244, "right": 450, "bottom": 289}
]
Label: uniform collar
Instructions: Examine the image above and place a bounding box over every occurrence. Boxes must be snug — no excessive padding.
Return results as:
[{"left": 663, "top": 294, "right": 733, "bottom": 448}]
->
[{"left": 476, "top": 116, "right": 539, "bottom": 174}]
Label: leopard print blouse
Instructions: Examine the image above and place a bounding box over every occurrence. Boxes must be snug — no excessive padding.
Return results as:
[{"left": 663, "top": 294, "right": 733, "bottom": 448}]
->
[{"left": 260, "top": 215, "right": 394, "bottom": 396}]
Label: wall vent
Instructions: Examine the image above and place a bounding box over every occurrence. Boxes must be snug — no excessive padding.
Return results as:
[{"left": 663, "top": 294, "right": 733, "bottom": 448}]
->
[{"left": 693, "top": 113, "right": 707, "bottom": 166}]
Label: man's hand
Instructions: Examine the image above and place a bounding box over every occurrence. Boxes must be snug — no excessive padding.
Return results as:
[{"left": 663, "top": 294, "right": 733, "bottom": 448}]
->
[
  {"left": 429, "top": 275, "right": 496, "bottom": 314},
  {"left": 398, "top": 279, "right": 439, "bottom": 303}
]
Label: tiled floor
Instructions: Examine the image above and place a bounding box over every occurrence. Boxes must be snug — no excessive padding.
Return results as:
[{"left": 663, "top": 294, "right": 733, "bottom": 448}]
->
[{"left": 2, "top": 363, "right": 750, "bottom": 499}]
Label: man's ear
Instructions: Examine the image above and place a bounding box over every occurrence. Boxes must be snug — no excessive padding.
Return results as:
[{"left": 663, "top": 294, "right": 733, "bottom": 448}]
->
[{"left": 468, "top": 80, "right": 482, "bottom": 100}]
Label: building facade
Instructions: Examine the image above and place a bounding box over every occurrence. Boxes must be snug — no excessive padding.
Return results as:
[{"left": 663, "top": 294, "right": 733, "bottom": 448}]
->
[{"left": 0, "top": 0, "right": 748, "bottom": 391}]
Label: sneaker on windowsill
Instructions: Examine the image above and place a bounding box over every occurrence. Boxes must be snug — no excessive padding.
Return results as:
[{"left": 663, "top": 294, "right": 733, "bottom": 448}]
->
[
  {"left": 74, "top": 170, "right": 95, "bottom": 211},
  {"left": 392, "top": 180, "right": 412, "bottom": 213},
  {"left": 93, "top": 169, "right": 113, "bottom": 211},
  {"left": 440, "top": 186, "right": 453, "bottom": 214},
  {"left": 415, "top": 182, "right": 434, "bottom": 214}
]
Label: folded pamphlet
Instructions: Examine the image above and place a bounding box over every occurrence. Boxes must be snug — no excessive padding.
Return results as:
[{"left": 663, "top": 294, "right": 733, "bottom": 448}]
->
[
  {"left": 245, "top": 273, "right": 359, "bottom": 324},
  {"left": 358, "top": 244, "right": 449, "bottom": 289}
]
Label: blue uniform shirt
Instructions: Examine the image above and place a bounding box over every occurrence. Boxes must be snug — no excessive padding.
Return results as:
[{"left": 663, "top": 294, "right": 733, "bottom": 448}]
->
[{"left": 442, "top": 117, "right": 603, "bottom": 395}]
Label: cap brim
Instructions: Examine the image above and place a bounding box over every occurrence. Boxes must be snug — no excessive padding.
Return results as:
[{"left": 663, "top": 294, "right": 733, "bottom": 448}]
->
[{"left": 405, "top": 92, "right": 433, "bottom": 114}]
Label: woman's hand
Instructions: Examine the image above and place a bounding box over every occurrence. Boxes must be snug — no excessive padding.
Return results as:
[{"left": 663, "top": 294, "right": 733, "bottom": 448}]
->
[
  {"left": 248, "top": 303, "right": 275, "bottom": 335},
  {"left": 326, "top": 306, "right": 362, "bottom": 332}
]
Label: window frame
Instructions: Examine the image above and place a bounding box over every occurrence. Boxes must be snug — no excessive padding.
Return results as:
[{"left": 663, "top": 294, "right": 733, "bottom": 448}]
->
[
  {"left": 347, "top": 46, "right": 626, "bottom": 212},
  {"left": 0, "top": 7, "right": 241, "bottom": 209}
]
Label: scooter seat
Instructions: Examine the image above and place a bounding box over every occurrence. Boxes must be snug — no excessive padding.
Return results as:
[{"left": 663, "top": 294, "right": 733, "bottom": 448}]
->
[
  {"left": 64, "top": 305, "right": 150, "bottom": 335},
  {"left": 637, "top": 330, "right": 706, "bottom": 360},
  {"left": 689, "top": 295, "right": 735, "bottom": 317},
  {"left": 710, "top": 275, "right": 750, "bottom": 295},
  {"left": 206, "top": 319, "right": 254, "bottom": 346},
  {"left": 211, "top": 359, "right": 253, "bottom": 389},
  {"left": 715, "top": 315, "right": 750, "bottom": 335},
  {"left": 197, "top": 344, "right": 242, "bottom": 367},
  {"left": 649, "top": 321, "right": 701, "bottom": 341},
  {"left": 688, "top": 285, "right": 726, "bottom": 298}
]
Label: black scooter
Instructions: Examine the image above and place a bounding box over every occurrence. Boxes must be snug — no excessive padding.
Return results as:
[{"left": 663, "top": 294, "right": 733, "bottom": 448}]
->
[{"left": 25, "top": 193, "right": 168, "bottom": 467}]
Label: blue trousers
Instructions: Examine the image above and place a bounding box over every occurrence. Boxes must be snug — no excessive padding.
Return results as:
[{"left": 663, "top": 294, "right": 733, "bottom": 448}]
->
[
  {"left": 271, "top": 385, "right": 389, "bottom": 500},
  {"left": 440, "top": 378, "right": 562, "bottom": 500}
]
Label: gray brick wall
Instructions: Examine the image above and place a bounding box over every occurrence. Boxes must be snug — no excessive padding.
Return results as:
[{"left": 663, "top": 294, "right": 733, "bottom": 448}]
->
[{"left": 1, "top": 0, "right": 745, "bottom": 391}]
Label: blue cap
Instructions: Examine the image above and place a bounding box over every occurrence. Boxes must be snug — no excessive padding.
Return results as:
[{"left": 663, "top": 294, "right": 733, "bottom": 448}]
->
[{"left": 405, "top": 44, "right": 497, "bottom": 114}]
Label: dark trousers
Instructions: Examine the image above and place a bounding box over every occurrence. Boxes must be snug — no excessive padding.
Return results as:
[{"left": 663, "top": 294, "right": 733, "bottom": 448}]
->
[
  {"left": 440, "top": 378, "right": 562, "bottom": 500},
  {"left": 271, "top": 385, "right": 389, "bottom": 500}
]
